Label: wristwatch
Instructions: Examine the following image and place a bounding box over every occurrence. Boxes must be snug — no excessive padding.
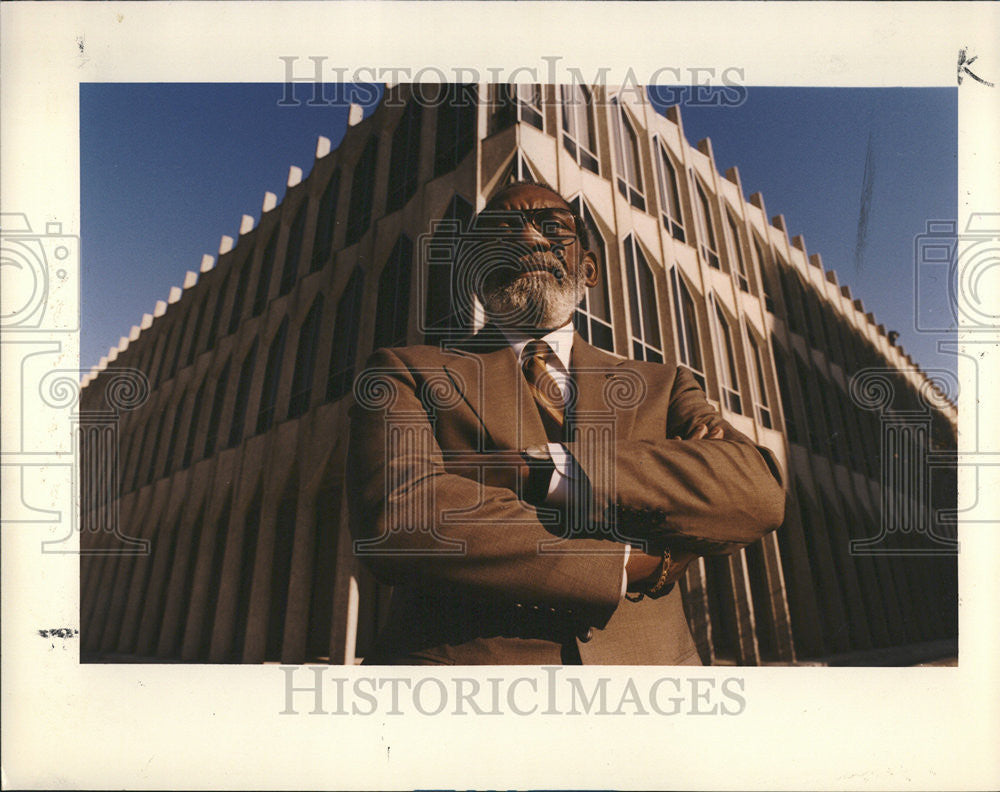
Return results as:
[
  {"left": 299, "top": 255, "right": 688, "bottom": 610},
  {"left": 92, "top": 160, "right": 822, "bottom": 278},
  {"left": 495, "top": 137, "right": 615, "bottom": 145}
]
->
[{"left": 521, "top": 444, "right": 555, "bottom": 504}]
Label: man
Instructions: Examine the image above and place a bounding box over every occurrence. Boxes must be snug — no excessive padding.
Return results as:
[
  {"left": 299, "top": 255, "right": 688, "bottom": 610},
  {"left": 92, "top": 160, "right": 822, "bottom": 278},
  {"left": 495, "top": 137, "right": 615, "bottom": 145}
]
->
[{"left": 347, "top": 181, "right": 785, "bottom": 665}]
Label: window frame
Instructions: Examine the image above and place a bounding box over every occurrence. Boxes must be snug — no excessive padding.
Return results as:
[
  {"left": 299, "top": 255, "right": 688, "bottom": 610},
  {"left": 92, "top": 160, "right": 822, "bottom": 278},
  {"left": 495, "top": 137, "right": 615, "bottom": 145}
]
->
[
  {"left": 709, "top": 294, "right": 744, "bottom": 415},
  {"left": 610, "top": 97, "right": 646, "bottom": 211},
  {"left": 669, "top": 265, "right": 707, "bottom": 391},
  {"left": 560, "top": 84, "right": 599, "bottom": 174},
  {"left": 569, "top": 197, "right": 614, "bottom": 352},
  {"left": 653, "top": 138, "right": 685, "bottom": 242},
  {"left": 623, "top": 235, "right": 663, "bottom": 363}
]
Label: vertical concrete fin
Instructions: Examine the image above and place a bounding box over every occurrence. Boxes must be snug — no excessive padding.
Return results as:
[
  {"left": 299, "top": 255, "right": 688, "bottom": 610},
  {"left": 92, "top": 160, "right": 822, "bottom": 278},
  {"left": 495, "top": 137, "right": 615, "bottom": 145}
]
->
[
  {"left": 239, "top": 215, "right": 255, "bottom": 235},
  {"left": 183, "top": 271, "right": 198, "bottom": 289},
  {"left": 262, "top": 191, "right": 278, "bottom": 213},
  {"left": 153, "top": 301, "right": 167, "bottom": 318},
  {"left": 288, "top": 166, "right": 303, "bottom": 188},
  {"left": 725, "top": 166, "right": 743, "bottom": 195},
  {"left": 200, "top": 254, "right": 216, "bottom": 273},
  {"left": 348, "top": 103, "right": 364, "bottom": 126},
  {"left": 316, "top": 135, "right": 332, "bottom": 158},
  {"left": 168, "top": 286, "right": 182, "bottom": 304}
]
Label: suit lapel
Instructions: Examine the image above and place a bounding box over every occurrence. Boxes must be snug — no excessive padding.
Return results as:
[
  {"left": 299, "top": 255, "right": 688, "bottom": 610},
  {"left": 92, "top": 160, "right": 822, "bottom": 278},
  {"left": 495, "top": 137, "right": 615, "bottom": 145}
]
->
[
  {"left": 569, "top": 334, "right": 640, "bottom": 441},
  {"left": 442, "top": 326, "right": 549, "bottom": 451}
]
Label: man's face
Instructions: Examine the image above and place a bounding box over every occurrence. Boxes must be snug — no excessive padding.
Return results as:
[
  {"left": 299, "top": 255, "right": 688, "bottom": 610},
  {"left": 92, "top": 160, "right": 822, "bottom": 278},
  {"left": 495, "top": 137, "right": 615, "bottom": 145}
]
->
[{"left": 469, "top": 184, "right": 598, "bottom": 330}]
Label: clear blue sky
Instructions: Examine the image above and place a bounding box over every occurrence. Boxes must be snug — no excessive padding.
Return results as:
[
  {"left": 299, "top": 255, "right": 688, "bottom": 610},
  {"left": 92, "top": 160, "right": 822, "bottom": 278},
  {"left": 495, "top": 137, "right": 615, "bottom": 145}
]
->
[{"left": 81, "top": 84, "right": 957, "bottom": 376}]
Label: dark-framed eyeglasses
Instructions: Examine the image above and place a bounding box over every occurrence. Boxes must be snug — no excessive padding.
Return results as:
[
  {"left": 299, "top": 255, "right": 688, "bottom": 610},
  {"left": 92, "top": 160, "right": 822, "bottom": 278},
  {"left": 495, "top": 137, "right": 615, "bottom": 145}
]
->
[{"left": 474, "top": 207, "right": 579, "bottom": 241}]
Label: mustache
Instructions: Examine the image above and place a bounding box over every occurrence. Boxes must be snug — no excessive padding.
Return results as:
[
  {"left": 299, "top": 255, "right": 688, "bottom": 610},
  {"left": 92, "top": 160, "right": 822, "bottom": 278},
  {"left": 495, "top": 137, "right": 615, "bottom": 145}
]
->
[{"left": 511, "top": 251, "right": 566, "bottom": 279}]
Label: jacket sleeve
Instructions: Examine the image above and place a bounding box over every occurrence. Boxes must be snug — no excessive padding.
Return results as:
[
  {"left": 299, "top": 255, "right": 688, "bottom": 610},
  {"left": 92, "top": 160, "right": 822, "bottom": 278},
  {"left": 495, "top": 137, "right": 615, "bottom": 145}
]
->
[
  {"left": 565, "top": 366, "right": 785, "bottom": 555},
  {"left": 347, "top": 347, "right": 627, "bottom": 626}
]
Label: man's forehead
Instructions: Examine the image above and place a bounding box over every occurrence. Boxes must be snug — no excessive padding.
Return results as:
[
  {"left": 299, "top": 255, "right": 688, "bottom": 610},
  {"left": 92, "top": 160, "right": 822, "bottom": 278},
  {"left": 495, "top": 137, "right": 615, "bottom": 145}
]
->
[{"left": 485, "top": 183, "right": 570, "bottom": 211}]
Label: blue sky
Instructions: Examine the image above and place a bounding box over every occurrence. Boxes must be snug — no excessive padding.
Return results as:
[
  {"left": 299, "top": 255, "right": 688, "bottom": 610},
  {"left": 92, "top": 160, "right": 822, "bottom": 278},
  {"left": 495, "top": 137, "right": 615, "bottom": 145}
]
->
[{"left": 80, "top": 84, "right": 957, "bottom": 375}]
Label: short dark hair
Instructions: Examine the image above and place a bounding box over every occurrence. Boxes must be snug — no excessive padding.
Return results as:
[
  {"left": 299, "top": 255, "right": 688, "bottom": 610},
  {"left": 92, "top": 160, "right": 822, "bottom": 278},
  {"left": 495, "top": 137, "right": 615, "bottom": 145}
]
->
[{"left": 480, "top": 179, "right": 591, "bottom": 253}]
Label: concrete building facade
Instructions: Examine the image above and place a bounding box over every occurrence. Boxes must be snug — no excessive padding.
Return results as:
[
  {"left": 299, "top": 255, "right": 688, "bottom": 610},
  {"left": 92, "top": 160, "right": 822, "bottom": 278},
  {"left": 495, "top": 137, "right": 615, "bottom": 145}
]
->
[{"left": 80, "top": 84, "right": 958, "bottom": 665}]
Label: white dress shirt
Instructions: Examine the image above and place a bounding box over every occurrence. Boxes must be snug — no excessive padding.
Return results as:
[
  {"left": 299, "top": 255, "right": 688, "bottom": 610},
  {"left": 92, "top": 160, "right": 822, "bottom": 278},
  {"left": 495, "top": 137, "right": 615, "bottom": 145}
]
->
[{"left": 499, "top": 322, "right": 631, "bottom": 599}]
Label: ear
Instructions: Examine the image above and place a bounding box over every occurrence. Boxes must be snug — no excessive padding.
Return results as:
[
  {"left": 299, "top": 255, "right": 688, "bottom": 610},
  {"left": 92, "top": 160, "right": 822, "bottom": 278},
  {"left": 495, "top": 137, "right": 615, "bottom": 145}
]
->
[{"left": 582, "top": 250, "right": 598, "bottom": 287}]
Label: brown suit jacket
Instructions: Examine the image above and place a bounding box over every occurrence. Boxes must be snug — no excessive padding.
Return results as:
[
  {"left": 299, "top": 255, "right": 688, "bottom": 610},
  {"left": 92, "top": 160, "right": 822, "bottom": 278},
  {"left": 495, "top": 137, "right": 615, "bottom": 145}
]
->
[{"left": 347, "top": 326, "right": 785, "bottom": 664}]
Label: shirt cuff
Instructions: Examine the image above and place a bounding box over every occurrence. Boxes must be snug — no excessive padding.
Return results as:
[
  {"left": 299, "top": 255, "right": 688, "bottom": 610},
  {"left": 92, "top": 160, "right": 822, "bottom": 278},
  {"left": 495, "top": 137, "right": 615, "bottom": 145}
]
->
[{"left": 621, "top": 544, "right": 631, "bottom": 600}]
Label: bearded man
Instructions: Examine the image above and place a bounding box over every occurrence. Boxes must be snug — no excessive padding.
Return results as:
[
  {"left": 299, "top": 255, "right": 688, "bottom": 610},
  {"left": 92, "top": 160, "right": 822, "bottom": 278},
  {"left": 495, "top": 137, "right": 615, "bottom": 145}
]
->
[{"left": 347, "top": 181, "right": 785, "bottom": 665}]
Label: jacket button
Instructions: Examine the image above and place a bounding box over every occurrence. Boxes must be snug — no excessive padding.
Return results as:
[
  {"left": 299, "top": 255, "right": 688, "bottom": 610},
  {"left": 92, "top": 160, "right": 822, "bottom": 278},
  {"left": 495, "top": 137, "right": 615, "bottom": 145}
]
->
[{"left": 579, "top": 627, "right": 594, "bottom": 643}]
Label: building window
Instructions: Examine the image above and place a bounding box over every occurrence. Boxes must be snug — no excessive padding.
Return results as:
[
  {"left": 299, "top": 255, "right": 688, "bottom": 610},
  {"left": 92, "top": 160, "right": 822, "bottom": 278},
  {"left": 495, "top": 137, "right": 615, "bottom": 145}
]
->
[
  {"left": 771, "top": 339, "right": 799, "bottom": 443},
  {"left": 256, "top": 317, "right": 289, "bottom": 435},
  {"left": 155, "top": 323, "right": 177, "bottom": 386},
  {"left": 170, "top": 307, "right": 193, "bottom": 379},
  {"left": 345, "top": 135, "right": 379, "bottom": 247},
  {"left": 311, "top": 170, "right": 340, "bottom": 273},
  {"left": 804, "top": 288, "right": 828, "bottom": 350},
  {"left": 228, "top": 255, "right": 252, "bottom": 335},
  {"left": 726, "top": 212, "right": 750, "bottom": 292},
  {"left": 623, "top": 235, "right": 662, "bottom": 363},
  {"left": 796, "top": 357, "right": 824, "bottom": 454},
  {"left": 227, "top": 339, "right": 258, "bottom": 449},
  {"left": 386, "top": 101, "right": 423, "bottom": 213},
  {"left": 252, "top": 226, "right": 279, "bottom": 317},
  {"left": 669, "top": 266, "right": 706, "bottom": 390},
  {"left": 207, "top": 270, "right": 230, "bottom": 345},
  {"left": 144, "top": 408, "right": 169, "bottom": 486},
  {"left": 654, "top": 140, "right": 685, "bottom": 242},
  {"left": 203, "top": 359, "right": 230, "bottom": 458},
  {"left": 710, "top": 296, "right": 743, "bottom": 414},
  {"left": 752, "top": 236, "right": 775, "bottom": 313},
  {"left": 570, "top": 198, "right": 613, "bottom": 352},
  {"left": 778, "top": 265, "right": 804, "bottom": 334},
  {"left": 326, "top": 267, "right": 365, "bottom": 402},
  {"left": 185, "top": 296, "right": 209, "bottom": 368},
  {"left": 434, "top": 84, "right": 477, "bottom": 177},
  {"left": 279, "top": 200, "right": 308, "bottom": 296},
  {"left": 560, "top": 85, "right": 598, "bottom": 174},
  {"left": 373, "top": 235, "right": 413, "bottom": 349},
  {"left": 288, "top": 296, "right": 324, "bottom": 420},
  {"left": 745, "top": 327, "right": 772, "bottom": 428},
  {"left": 610, "top": 98, "right": 645, "bottom": 211},
  {"left": 161, "top": 393, "right": 185, "bottom": 477},
  {"left": 424, "top": 195, "right": 474, "bottom": 343},
  {"left": 491, "top": 84, "right": 544, "bottom": 133},
  {"left": 182, "top": 380, "right": 208, "bottom": 469},
  {"left": 694, "top": 179, "right": 721, "bottom": 269},
  {"left": 818, "top": 378, "right": 845, "bottom": 463}
]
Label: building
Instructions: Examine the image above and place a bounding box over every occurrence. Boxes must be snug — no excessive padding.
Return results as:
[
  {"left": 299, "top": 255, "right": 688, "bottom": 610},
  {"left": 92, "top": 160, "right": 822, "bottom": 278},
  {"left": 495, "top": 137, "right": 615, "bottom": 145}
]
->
[{"left": 79, "top": 84, "right": 958, "bottom": 665}]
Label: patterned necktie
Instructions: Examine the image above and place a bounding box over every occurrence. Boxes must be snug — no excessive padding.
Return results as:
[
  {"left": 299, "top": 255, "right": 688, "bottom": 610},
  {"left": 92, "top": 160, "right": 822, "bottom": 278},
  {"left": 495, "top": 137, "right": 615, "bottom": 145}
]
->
[{"left": 521, "top": 339, "right": 565, "bottom": 442}]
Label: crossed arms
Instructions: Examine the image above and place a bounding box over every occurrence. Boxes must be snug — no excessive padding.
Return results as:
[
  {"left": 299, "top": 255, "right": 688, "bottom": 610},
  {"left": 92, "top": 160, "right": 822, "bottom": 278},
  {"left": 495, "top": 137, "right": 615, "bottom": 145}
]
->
[{"left": 347, "top": 347, "right": 785, "bottom": 626}]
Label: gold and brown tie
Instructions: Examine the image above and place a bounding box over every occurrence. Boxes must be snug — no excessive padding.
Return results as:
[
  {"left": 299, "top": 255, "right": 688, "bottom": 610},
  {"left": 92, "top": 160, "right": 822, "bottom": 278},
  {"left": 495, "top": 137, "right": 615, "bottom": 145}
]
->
[{"left": 521, "top": 339, "right": 565, "bottom": 442}]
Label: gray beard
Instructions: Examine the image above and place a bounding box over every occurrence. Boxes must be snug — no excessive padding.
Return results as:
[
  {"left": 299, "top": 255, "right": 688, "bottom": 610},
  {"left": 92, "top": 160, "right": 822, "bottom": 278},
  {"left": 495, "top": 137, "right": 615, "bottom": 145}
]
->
[{"left": 479, "top": 251, "right": 587, "bottom": 329}]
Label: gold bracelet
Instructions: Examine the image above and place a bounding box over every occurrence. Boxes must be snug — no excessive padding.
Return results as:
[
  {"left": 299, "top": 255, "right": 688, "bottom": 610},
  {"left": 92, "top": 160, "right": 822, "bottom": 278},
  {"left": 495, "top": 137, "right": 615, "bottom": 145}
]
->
[{"left": 645, "top": 547, "right": 673, "bottom": 596}]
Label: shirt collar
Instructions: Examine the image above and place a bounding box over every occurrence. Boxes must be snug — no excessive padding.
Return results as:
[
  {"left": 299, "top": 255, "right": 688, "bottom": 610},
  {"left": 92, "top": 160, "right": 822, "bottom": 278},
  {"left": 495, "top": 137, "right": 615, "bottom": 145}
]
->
[{"left": 499, "top": 322, "right": 575, "bottom": 371}]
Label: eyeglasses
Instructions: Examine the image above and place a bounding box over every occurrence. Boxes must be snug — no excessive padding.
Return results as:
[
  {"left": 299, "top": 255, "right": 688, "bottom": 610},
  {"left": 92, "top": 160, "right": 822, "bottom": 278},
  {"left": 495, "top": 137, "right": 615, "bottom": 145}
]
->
[{"left": 474, "top": 207, "right": 579, "bottom": 241}]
